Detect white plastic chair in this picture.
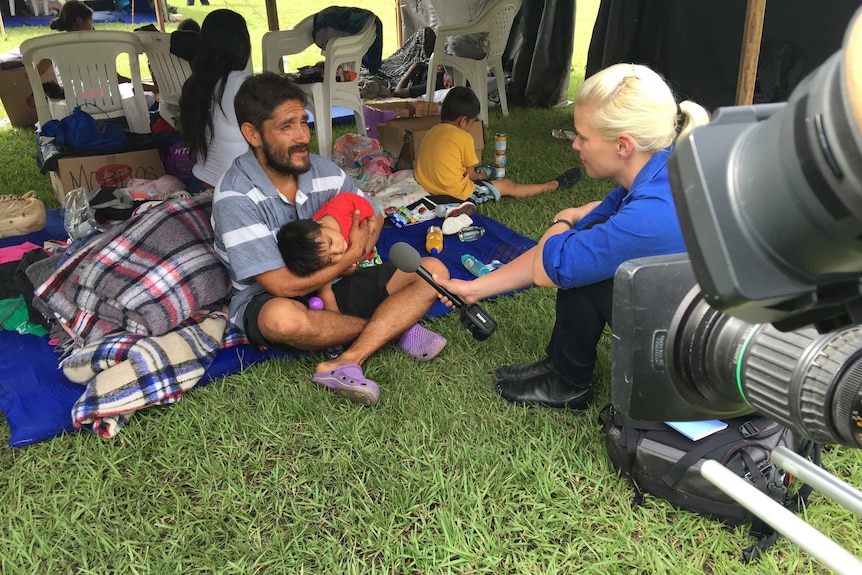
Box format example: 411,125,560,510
425,0,522,123
262,14,377,159
8,0,47,17
20,30,151,134
135,31,193,128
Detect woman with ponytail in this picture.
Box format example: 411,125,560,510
180,9,251,191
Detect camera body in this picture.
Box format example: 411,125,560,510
612,253,862,446
611,254,710,421
668,49,862,334
611,12,862,448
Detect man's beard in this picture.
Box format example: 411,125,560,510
261,138,311,176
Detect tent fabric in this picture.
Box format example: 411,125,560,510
586,0,859,111
508,0,575,108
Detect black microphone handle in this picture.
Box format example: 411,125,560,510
415,265,467,309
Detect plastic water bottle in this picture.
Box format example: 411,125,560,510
425,225,443,255
481,259,503,275
457,226,484,242
461,254,502,277
461,254,484,277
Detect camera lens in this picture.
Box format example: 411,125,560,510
668,288,862,447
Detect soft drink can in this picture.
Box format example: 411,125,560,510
494,133,507,153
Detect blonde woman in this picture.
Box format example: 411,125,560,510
435,63,710,411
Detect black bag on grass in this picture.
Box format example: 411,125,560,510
601,404,821,562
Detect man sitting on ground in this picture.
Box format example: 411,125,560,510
212,72,448,406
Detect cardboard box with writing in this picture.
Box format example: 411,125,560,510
0,67,39,129
49,149,164,203
378,115,484,170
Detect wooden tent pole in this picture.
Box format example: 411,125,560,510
395,0,403,46
153,0,166,31
735,0,767,105
265,0,279,31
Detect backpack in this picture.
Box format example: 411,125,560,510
601,404,821,562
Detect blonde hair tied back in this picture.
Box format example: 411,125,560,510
576,63,710,152
678,99,711,141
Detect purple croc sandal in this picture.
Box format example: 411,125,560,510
312,364,380,405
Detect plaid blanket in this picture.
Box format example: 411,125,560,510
34,192,230,346
62,312,231,438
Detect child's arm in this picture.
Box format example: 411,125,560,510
317,282,339,313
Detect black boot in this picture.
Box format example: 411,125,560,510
493,357,553,383
495,370,593,411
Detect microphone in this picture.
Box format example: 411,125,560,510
389,242,497,340
389,242,466,307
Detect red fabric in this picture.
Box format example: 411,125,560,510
312,194,376,259
151,118,177,134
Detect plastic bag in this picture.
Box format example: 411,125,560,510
63,187,105,241
40,107,127,153
333,134,383,165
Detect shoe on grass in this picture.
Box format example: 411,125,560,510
555,167,583,189
398,324,446,361
312,364,379,405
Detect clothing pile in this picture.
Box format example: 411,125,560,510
16,191,238,437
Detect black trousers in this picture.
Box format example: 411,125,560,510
546,278,614,388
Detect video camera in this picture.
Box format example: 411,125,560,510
611,8,862,449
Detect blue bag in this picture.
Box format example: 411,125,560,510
40,107,128,153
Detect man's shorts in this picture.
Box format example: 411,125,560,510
243,262,397,351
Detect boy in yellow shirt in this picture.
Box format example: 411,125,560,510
415,86,582,202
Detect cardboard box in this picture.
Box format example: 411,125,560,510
0,67,39,129
364,99,441,140
365,98,440,119
49,149,165,203
377,115,485,169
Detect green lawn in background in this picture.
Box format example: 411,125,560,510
1,2,861,574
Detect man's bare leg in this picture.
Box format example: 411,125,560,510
257,298,369,349
316,258,448,372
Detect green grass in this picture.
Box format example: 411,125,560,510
2,1,862,573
